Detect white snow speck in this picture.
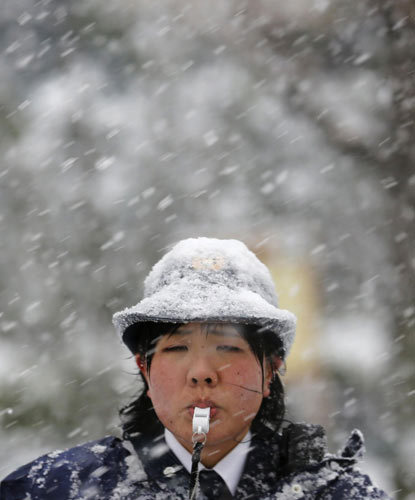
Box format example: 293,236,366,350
220,165,239,176
203,130,218,146
311,244,326,255
18,12,32,25
91,444,107,454
157,195,173,211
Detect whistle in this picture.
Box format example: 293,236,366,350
192,407,211,435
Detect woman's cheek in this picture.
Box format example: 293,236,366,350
148,381,175,425
234,364,262,390
226,367,263,405
148,374,175,411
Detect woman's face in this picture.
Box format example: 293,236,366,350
137,323,273,463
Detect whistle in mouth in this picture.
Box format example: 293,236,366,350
192,407,211,435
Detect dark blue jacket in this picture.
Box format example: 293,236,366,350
1,424,391,499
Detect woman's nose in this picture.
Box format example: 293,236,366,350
186,356,218,387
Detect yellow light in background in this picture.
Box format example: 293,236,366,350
266,256,321,380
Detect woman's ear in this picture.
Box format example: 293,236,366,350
273,356,284,373
263,356,284,398
135,354,148,380
135,354,152,398
263,360,273,398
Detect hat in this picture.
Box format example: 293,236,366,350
112,237,296,358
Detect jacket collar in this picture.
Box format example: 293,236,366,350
128,432,189,491
234,432,282,498
124,425,363,499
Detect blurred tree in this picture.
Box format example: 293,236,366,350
0,0,413,496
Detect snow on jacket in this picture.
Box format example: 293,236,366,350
0,423,391,500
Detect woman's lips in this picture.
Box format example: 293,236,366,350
188,406,218,418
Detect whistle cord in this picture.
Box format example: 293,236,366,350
189,440,204,500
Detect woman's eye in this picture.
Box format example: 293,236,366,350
163,345,188,352
217,345,242,353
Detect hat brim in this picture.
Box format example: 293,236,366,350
112,283,296,357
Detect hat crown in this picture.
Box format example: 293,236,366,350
144,237,278,307
113,236,296,358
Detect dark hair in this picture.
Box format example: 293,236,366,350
119,322,286,439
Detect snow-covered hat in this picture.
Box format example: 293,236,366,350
112,237,296,358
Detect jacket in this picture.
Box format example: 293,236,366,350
0,424,391,499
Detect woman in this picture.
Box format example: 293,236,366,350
1,237,390,499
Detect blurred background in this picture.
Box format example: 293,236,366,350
0,1,414,498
